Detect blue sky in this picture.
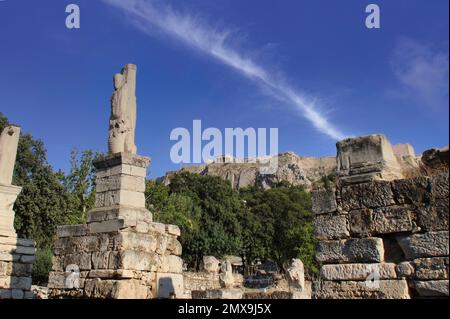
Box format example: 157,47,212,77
0,0,448,178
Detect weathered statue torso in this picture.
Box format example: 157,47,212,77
0,125,20,185
108,64,137,154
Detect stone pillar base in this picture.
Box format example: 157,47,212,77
0,236,36,299
48,153,185,299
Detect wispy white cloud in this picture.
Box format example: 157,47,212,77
390,37,449,111
102,0,347,140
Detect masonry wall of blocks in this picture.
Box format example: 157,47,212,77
312,172,449,298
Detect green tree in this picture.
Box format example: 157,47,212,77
147,173,244,268
240,184,318,277
62,149,98,223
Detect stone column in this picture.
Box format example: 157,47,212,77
48,65,184,299
0,126,36,299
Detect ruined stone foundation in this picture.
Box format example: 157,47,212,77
0,184,36,299
48,153,184,298
313,135,449,299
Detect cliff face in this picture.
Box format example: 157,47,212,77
162,152,337,190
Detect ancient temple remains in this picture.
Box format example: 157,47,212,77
0,125,36,299
313,134,449,298
48,64,184,298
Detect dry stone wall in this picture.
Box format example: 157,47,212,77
313,135,449,299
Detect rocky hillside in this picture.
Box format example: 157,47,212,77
162,152,337,190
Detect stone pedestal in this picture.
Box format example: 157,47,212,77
48,153,185,299
337,134,403,185
0,184,36,299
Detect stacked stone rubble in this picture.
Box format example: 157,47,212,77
48,153,184,299
0,126,36,299
313,134,449,299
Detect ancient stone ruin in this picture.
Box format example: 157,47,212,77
313,134,449,298
47,64,184,299
0,125,36,299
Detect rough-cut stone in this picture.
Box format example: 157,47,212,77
311,188,337,214
286,259,305,290
315,279,410,299
416,199,449,232
166,224,181,237
429,173,449,200
114,279,151,299
414,280,449,297
413,257,449,280
372,206,413,234
159,255,183,273
316,238,384,264
421,148,449,173
320,263,397,281
336,134,403,184
340,181,394,211
314,213,349,240
397,231,449,259
396,262,415,278
202,256,220,273
391,177,430,205
57,225,88,238
348,209,374,237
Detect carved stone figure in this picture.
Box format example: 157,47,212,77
108,64,137,154
0,125,20,185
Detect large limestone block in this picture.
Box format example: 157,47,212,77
397,231,449,259
413,257,449,280
429,173,449,200
87,206,152,227
315,279,410,299
116,250,161,272
340,181,394,210
314,213,349,240
113,279,152,299
115,231,157,253
0,237,35,247
316,238,384,264
0,276,32,290
416,199,449,232
56,225,88,238
96,174,145,193
320,263,397,281
336,134,403,184
349,205,413,237
0,244,36,255
202,256,220,273
88,219,125,234
414,280,449,297
0,262,32,277
94,189,146,209
155,273,184,298
0,126,20,185
94,153,150,177
159,255,183,273
311,188,337,214
391,177,430,205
